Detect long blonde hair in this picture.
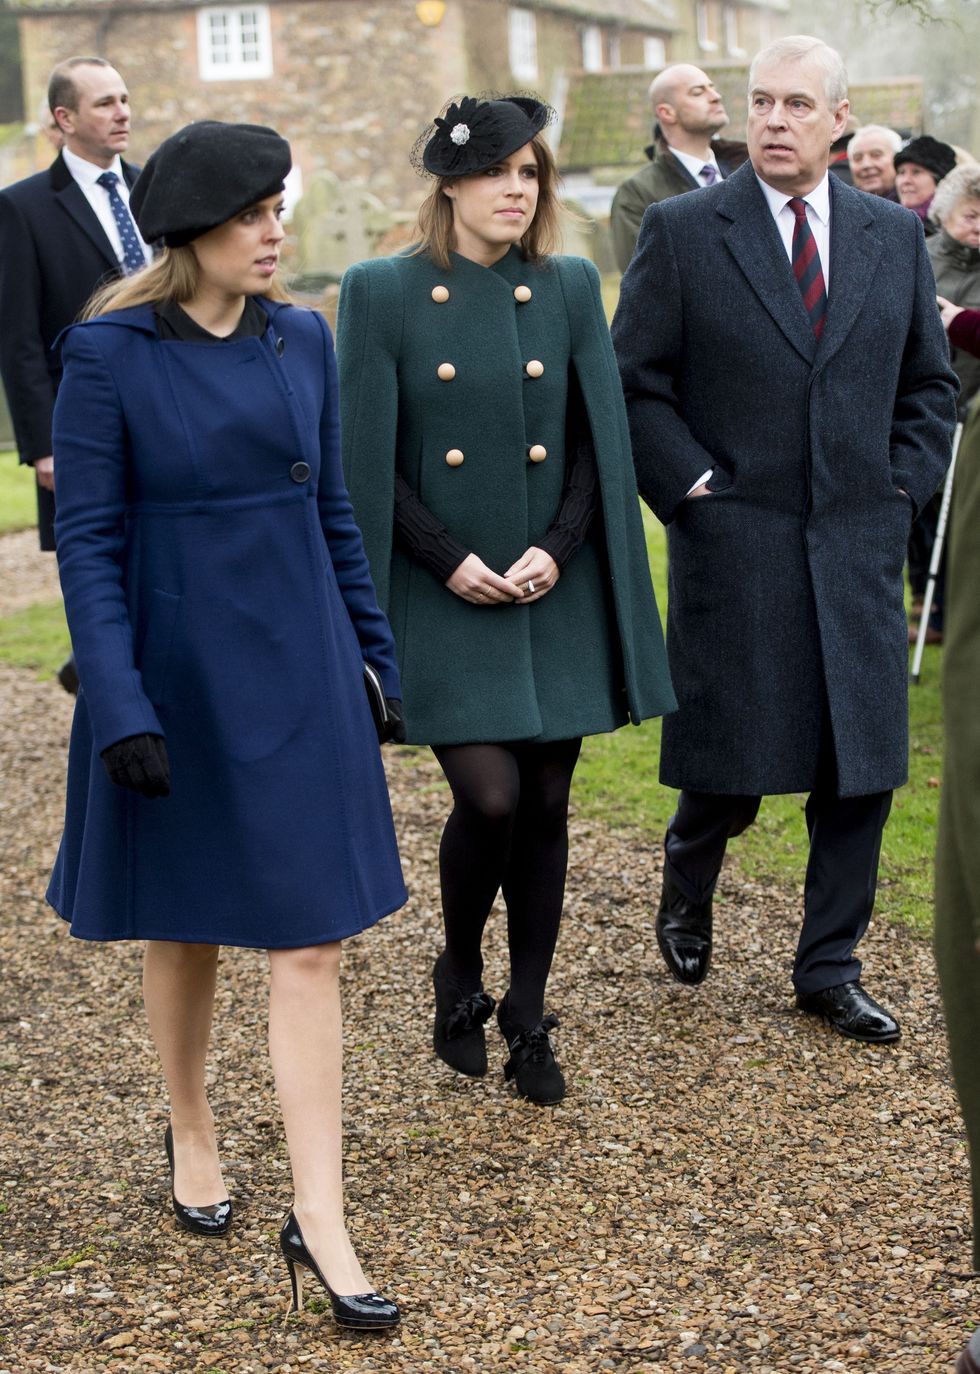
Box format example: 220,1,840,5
82,245,291,319
411,133,565,270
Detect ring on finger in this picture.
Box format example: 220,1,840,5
526,580,536,595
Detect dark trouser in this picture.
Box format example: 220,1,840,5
664,785,893,996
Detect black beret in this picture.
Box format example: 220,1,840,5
894,135,957,184
413,95,553,178
131,121,291,247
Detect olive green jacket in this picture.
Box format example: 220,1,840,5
337,246,675,745
610,139,748,272
935,405,980,1268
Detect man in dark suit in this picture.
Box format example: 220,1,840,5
0,56,149,687
612,35,957,1042
610,64,748,272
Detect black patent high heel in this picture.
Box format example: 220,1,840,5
279,1209,400,1329
163,1125,232,1237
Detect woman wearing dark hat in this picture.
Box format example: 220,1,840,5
48,121,403,1328
337,96,674,1106
894,134,957,234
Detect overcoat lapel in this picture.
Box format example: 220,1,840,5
49,153,120,270
815,178,882,370
716,163,816,364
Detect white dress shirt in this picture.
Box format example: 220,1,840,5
62,146,152,268
671,146,721,186
755,171,832,291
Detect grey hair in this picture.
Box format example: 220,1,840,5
748,35,848,109
932,161,980,226
850,124,902,154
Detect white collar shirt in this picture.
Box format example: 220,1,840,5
755,171,832,291
62,146,152,268
671,145,722,187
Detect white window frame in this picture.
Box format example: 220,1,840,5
508,7,539,82
696,1,718,51
198,5,273,82
644,35,667,69
581,23,603,71
607,32,621,69
724,4,745,56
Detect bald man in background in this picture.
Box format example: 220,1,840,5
610,64,748,272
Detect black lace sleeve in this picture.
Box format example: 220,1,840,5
393,475,471,583
537,370,598,570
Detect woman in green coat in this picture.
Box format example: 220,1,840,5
338,95,674,1105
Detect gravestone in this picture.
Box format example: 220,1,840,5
288,170,412,291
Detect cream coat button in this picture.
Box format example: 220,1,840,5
446,449,465,466
432,285,450,302
525,359,544,378
528,444,547,463
514,285,532,303
437,362,456,381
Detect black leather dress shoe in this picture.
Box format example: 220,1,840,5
655,868,712,985
796,981,900,1044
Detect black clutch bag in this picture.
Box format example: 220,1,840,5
363,662,391,743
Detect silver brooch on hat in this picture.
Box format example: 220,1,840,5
450,123,471,146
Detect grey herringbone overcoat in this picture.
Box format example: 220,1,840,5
612,162,957,797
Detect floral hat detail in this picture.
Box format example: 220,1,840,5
412,94,554,178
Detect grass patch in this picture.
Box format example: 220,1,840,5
0,451,39,535
573,507,941,934
0,600,70,677
32,1243,96,1277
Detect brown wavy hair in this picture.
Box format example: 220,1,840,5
411,133,564,270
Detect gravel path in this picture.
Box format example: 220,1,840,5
0,630,975,1370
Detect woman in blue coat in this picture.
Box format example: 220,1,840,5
48,122,403,1329
338,97,674,1106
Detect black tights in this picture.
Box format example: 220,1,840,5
431,738,583,1028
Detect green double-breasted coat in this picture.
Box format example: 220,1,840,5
337,246,674,745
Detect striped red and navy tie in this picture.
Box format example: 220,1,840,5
788,196,827,339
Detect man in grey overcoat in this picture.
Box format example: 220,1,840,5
612,34,957,1042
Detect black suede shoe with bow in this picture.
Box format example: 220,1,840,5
432,953,496,1076
497,995,565,1105
656,866,713,985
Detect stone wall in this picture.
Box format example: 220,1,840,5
17,0,471,209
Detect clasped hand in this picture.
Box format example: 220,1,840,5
446,548,559,605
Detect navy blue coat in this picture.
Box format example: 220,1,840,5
46,299,407,948
613,164,958,797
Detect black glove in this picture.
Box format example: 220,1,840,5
101,733,171,798
384,698,407,745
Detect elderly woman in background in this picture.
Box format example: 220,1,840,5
897,135,961,640
894,134,957,234
930,164,980,415
906,160,980,644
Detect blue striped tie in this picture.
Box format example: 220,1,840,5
96,171,146,275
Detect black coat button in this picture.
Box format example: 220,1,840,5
290,462,311,483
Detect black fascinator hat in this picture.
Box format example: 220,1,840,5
412,94,555,178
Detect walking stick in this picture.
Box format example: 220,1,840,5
911,420,963,685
